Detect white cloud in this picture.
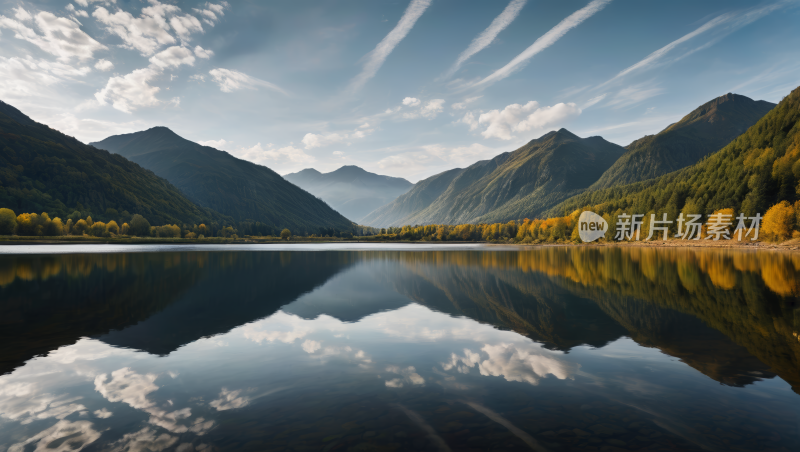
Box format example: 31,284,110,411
14,6,33,21
94,58,113,71
302,132,348,149
0,55,91,96
422,142,497,165
396,98,445,120
420,99,445,119
194,45,213,59
475,101,581,140
209,388,250,411
95,66,161,113
198,138,230,149
347,0,432,92
0,8,107,61
474,0,612,88
149,45,196,68
301,124,374,149
193,2,229,26
189,74,205,82
169,14,203,41
96,45,198,113
452,96,482,110
238,143,316,166
332,150,344,157
458,112,479,131
209,68,286,94
443,0,527,79
92,1,205,56
402,97,421,107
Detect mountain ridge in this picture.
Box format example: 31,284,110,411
92,128,354,233
0,100,226,226
590,93,775,190
361,128,627,227
284,165,413,222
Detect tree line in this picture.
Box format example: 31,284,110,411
357,199,800,244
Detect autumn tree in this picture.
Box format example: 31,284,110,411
762,201,795,242
73,219,89,235
120,223,130,235
91,221,107,237
0,208,16,235
106,221,120,235
281,229,291,240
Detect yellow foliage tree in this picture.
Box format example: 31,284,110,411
762,201,795,242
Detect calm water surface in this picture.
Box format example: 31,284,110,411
0,245,798,452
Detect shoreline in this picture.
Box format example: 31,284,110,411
1,236,798,252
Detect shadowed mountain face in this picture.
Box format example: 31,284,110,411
590,93,776,190
361,129,626,227
91,128,353,233
0,101,222,225
284,166,412,223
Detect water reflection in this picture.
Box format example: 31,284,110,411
0,246,798,451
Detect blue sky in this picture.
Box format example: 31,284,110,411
1,0,798,181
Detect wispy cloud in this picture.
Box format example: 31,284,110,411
472,0,612,89
441,0,527,80
209,68,287,95
605,82,663,109
597,14,730,89
347,0,432,92
598,1,789,89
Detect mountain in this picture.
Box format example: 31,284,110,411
361,129,626,227
361,168,465,227
0,100,223,225
590,93,776,190
283,165,412,222
91,127,353,234
548,85,800,220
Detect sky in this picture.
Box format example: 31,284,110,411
1,0,799,182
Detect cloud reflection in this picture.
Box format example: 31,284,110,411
8,420,101,452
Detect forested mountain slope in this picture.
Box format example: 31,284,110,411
362,129,626,227
92,127,353,233
590,93,775,190
548,85,800,219
284,165,412,222
0,100,224,226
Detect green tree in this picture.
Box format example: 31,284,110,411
0,208,16,235
130,214,151,237
280,228,291,240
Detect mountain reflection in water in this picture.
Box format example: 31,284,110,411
0,246,798,451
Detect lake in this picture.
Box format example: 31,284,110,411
0,244,798,451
